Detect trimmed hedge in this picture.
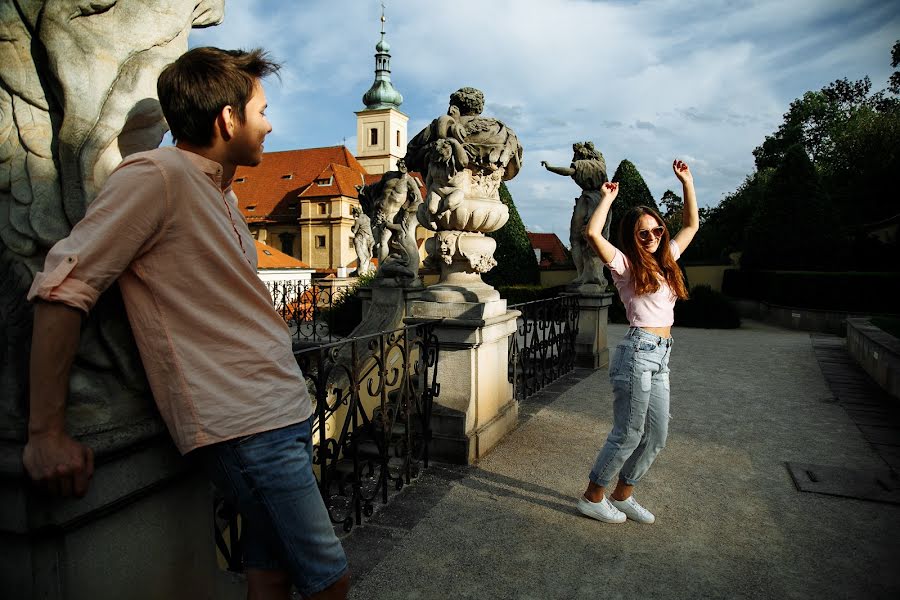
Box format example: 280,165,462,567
674,285,741,329
723,270,900,313
497,284,566,306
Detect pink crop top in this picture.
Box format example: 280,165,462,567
606,240,681,327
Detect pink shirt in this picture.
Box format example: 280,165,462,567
606,240,682,327
28,147,312,454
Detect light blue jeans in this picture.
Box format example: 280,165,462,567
589,327,673,487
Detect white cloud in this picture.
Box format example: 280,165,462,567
188,0,899,242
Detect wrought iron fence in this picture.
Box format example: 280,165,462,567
214,320,440,572
264,279,359,344
508,295,579,402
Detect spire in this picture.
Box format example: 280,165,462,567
362,4,403,110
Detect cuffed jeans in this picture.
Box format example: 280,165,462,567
589,327,673,487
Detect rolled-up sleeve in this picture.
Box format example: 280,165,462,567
27,156,168,313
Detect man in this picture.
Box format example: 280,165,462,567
23,47,349,600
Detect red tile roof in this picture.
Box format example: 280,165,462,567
527,232,571,268
254,240,311,269
233,146,367,220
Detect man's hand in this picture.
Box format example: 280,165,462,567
23,430,94,497
540,160,548,167
673,159,693,185
600,181,619,201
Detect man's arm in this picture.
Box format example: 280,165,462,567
23,302,94,497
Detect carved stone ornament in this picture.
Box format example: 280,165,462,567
0,0,225,442
405,87,522,303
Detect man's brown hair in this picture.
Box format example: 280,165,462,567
157,47,281,146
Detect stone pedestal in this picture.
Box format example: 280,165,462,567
408,299,519,464
565,287,614,369
0,426,218,600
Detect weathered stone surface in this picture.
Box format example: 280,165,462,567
541,141,610,290
406,87,522,301
0,0,224,447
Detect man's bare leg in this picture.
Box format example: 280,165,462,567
583,480,606,503
246,569,290,600
610,481,634,501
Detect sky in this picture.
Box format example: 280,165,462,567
189,0,900,244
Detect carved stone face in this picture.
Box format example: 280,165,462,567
397,158,408,173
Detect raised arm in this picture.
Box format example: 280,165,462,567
671,159,699,252
23,302,94,497
540,160,575,177
584,181,620,264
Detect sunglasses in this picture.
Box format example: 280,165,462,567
637,226,665,241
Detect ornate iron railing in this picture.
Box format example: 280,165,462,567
263,279,358,344
213,321,440,572
508,295,579,402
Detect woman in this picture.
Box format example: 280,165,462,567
577,159,699,524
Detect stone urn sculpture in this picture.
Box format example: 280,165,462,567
405,87,522,304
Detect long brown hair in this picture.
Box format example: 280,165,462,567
618,206,688,299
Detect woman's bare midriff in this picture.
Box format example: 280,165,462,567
638,326,671,338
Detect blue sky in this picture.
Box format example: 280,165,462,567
189,0,899,243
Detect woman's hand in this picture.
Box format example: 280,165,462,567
600,181,619,201
673,159,693,185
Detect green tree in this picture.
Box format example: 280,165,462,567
659,189,683,236
484,182,540,287
742,145,837,270
610,159,659,245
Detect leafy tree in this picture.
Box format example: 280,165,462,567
484,182,540,287
659,189,683,236
610,159,659,245
742,145,838,270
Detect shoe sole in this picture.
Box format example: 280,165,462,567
576,501,626,524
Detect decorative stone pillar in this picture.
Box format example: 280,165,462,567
0,428,218,600
404,87,523,464
565,287,614,369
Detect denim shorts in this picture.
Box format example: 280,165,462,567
194,418,348,596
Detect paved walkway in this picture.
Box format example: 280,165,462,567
343,321,900,599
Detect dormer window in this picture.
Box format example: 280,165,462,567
281,173,293,180
262,249,272,256
246,205,256,211
315,176,333,186
235,177,246,183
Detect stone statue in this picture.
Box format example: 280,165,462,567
356,157,423,285
350,206,375,276
405,87,523,303
541,141,609,289
0,0,224,444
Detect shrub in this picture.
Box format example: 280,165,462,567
484,182,541,287
497,284,564,306
723,269,900,312
675,285,741,328
323,273,375,336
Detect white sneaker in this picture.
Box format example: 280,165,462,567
577,496,626,523
609,496,656,524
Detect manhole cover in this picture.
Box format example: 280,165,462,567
786,462,900,505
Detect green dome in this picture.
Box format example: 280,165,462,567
376,36,390,53
363,80,403,109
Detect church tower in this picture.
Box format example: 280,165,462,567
355,8,408,175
